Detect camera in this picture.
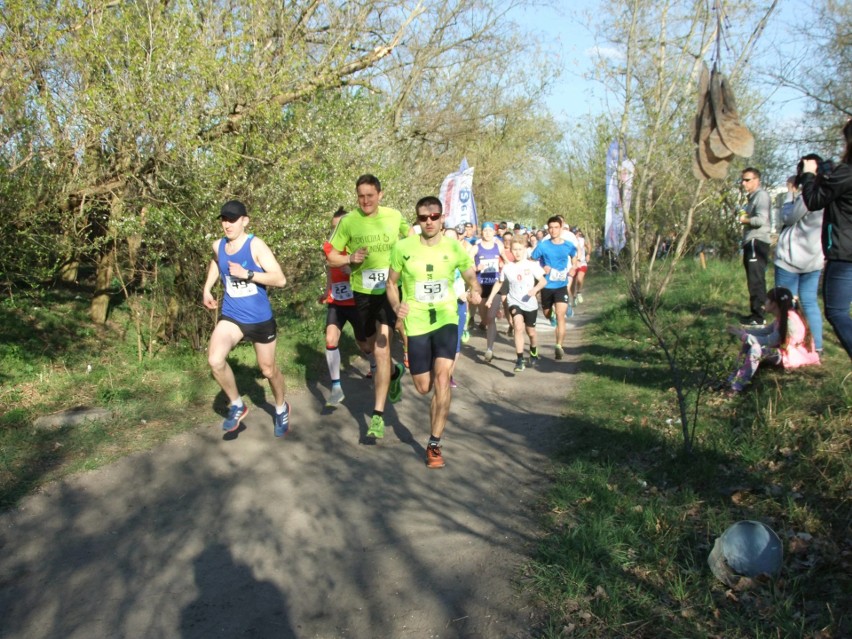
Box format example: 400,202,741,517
796,153,836,186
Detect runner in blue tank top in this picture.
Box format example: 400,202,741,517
202,200,292,437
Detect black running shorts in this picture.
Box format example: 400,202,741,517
354,291,398,339
509,305,538,328
407,323,458,375
220,316,278,344
326,304,367,342
540,287,569,311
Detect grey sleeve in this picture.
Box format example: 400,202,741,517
780,196,809,227
750,191,771,229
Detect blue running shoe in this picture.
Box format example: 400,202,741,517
222,403,248,432
549,315,557,327
566,305,574,318
274,402,290,438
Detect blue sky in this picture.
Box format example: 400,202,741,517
509,1,808,124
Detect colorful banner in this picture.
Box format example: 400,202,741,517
604,140,632,253
439,158,478,229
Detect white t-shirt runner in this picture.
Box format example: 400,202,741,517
499,259,545,312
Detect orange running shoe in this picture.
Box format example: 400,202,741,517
426,445,445,469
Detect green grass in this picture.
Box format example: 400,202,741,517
526,259,851,638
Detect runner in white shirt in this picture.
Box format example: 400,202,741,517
485,238,548,372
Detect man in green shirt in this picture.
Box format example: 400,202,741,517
387,196,482,469
327,175,411,440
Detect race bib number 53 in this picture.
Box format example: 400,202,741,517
414,279,448,303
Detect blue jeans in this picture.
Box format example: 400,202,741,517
774,265,824,350
822,260,852,361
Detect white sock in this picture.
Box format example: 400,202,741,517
326,346,341,381
276,402,288,414
231,397,244,408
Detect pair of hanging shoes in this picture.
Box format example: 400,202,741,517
692,61,755,181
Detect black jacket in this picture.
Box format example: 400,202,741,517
801,162,852,262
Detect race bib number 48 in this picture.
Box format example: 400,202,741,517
414,279,448,303
361,268,389,291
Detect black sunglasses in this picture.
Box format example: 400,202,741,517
416,213,442,222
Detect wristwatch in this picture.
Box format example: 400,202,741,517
246,270,255,282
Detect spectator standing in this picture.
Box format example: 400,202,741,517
738,167,772,325
800,119,852,361
774,171,824,353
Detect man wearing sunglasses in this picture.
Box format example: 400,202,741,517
327,175,411,441
387,197,482,469
738,167,772,326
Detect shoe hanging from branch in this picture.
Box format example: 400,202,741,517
692,0,755,181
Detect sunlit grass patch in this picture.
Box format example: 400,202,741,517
527,261,851,638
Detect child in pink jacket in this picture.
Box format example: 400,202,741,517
727,287,820,392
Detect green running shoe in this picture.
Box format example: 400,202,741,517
366,414,385,438
388,362,405,403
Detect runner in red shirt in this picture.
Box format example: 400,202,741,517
320,208,374,406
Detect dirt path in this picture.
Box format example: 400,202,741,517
0,310,591,639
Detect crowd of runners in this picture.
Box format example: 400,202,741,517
202,174,590,469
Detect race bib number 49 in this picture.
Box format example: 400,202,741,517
414,279,448,303
361,268,388,291
225,276,258,298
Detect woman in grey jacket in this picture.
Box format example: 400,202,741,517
774,175,824,351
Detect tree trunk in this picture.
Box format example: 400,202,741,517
90,249,113,324
58,260,79,283
127,234,143,285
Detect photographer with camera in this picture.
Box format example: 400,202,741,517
800,119,852,362
774,166,824,353
738,167,772,326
